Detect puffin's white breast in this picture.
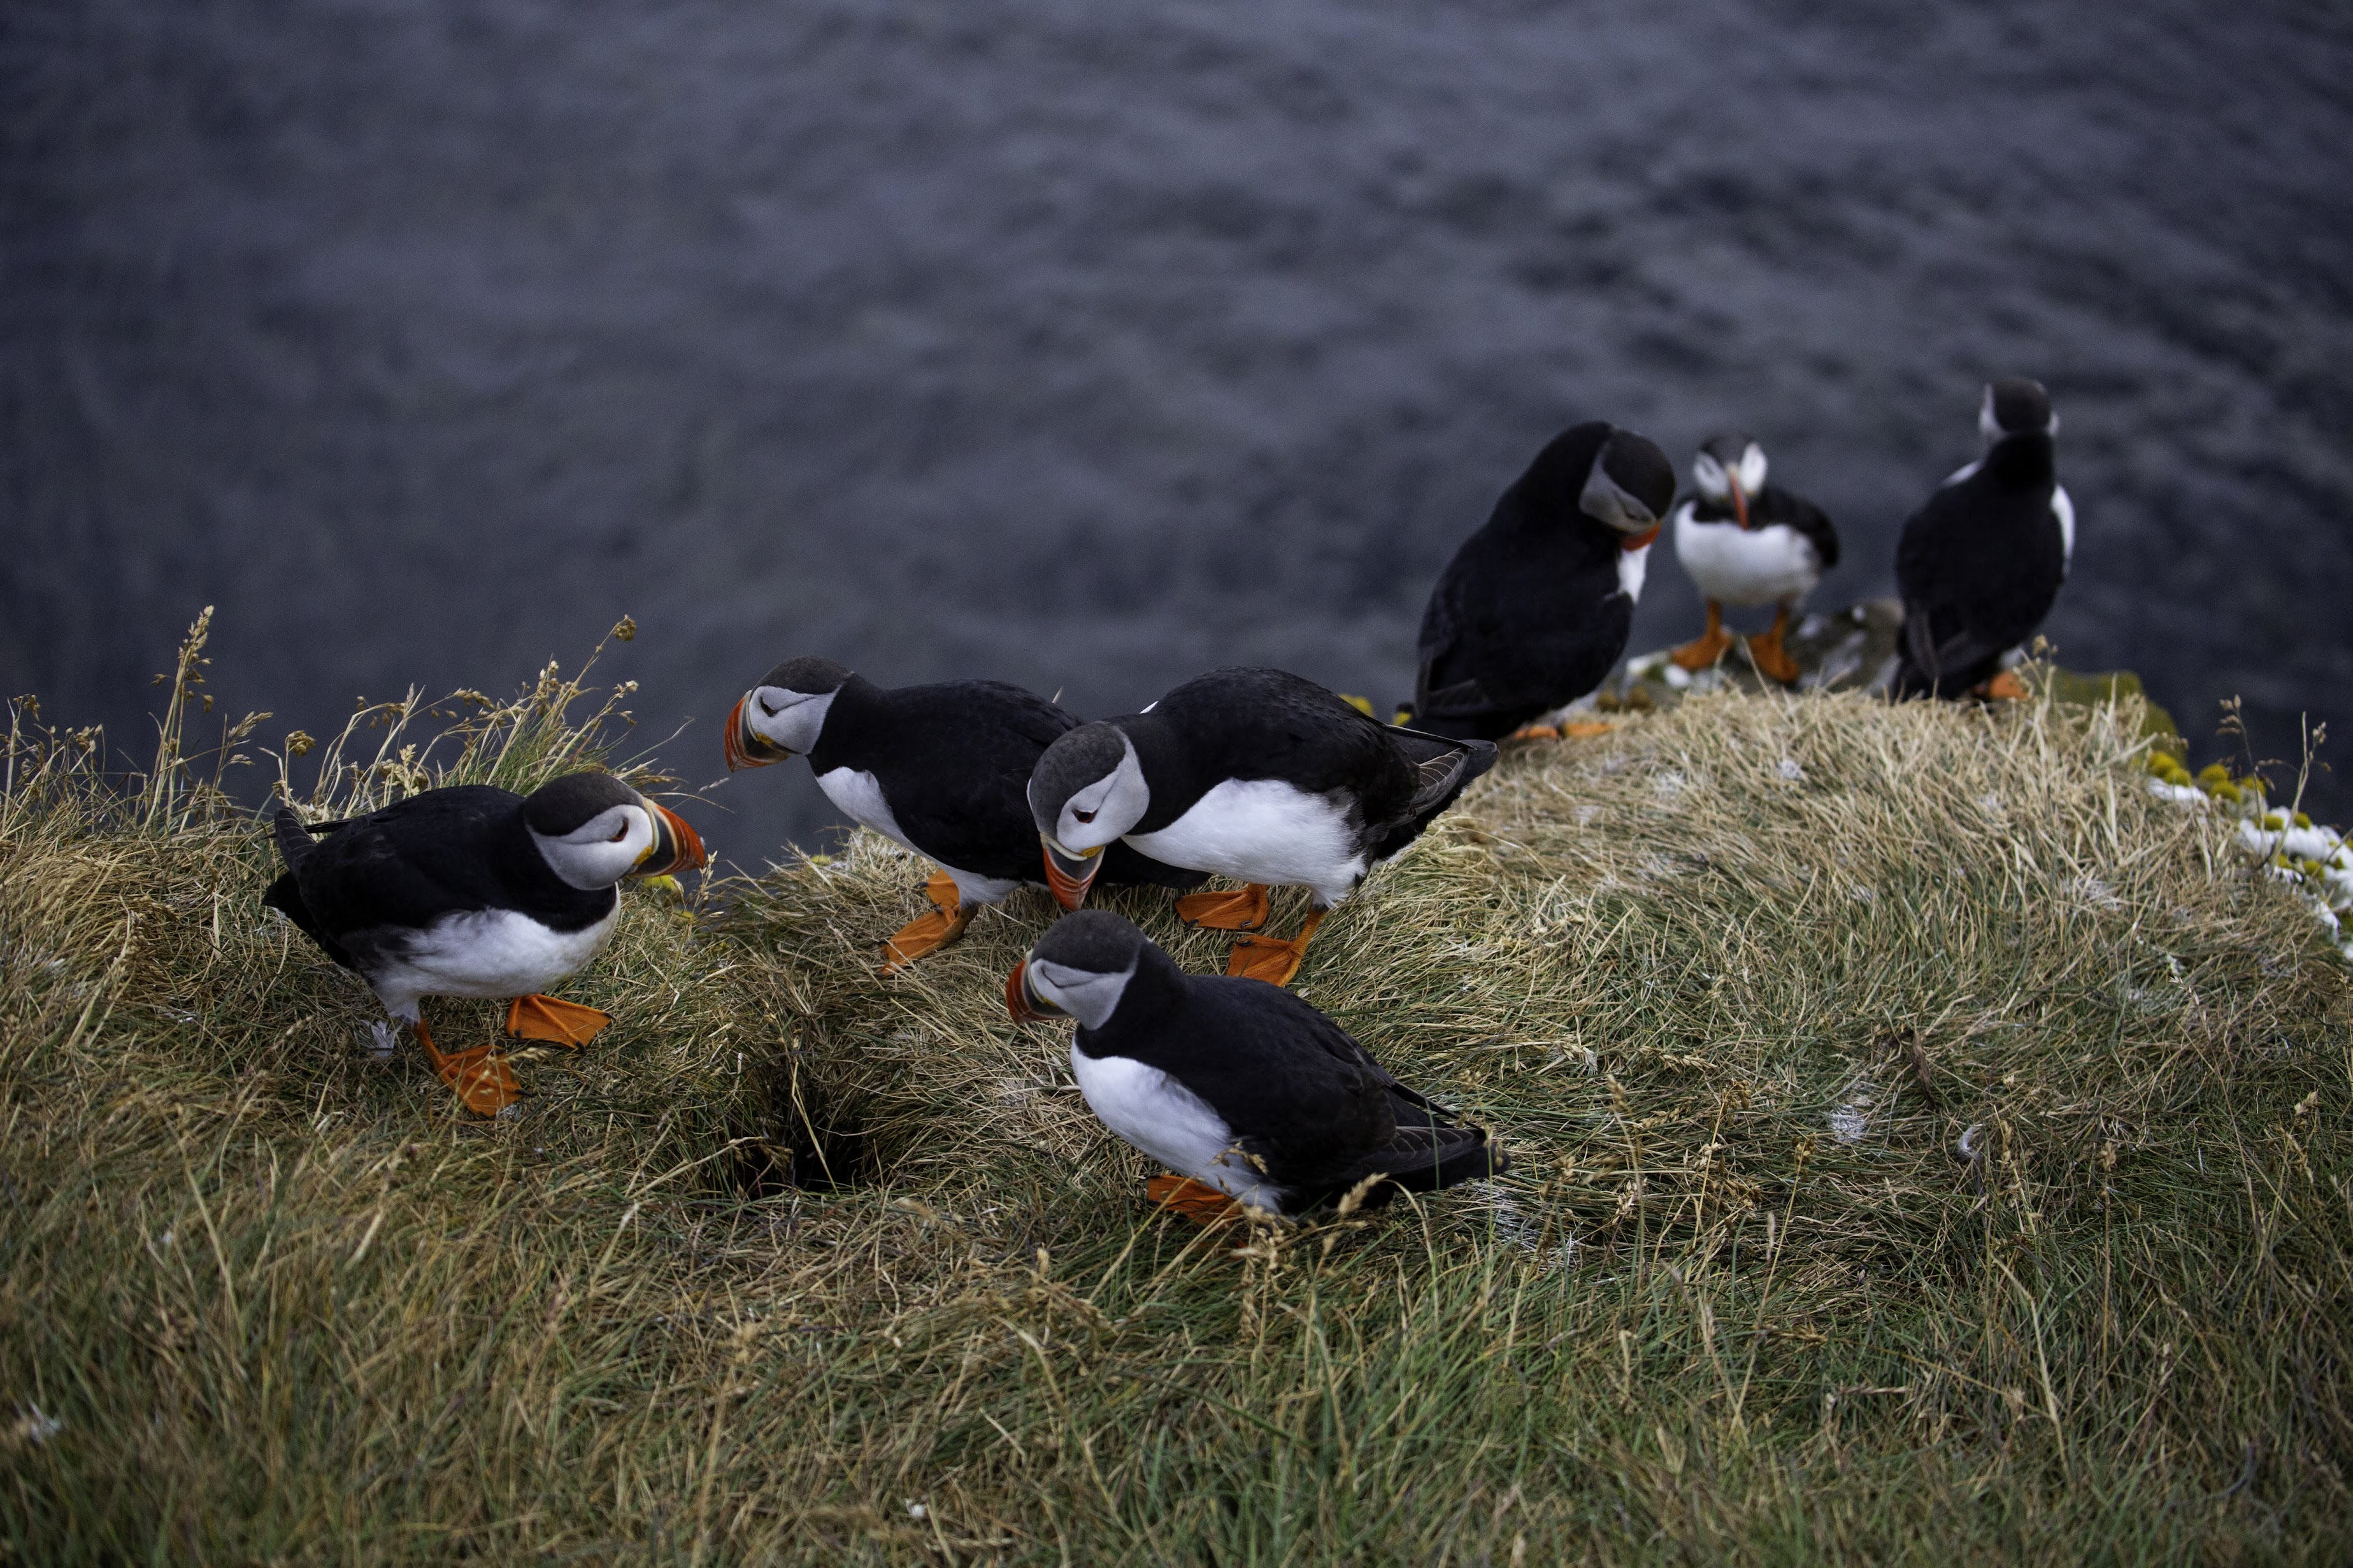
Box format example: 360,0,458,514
1615,540,1650,602
1126,778,1366,904
1673,504,1822,606
1070,1046,1284,1213
366,906,619,1019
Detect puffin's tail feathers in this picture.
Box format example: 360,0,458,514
1345,1117,1510,1206
1392,730,1499,816
268,804,316,872
261,804,358,969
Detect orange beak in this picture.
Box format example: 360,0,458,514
723,693,789,773
1041,834,1103,911
1005,960,1064,1025
636,802,708,877
1730,479,1750,531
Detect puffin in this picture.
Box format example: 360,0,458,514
1668,433,1840,683
1005,910,1508,1221
1410,421,1678,740
1892,378,2074,700
724,657,1206,971
262,772,706,1115
1026,666,1494,985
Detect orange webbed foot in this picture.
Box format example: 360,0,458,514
1176,883,1271,932
1507,722,1563,741
1146,1174,1241,1225
1976,669,2031,701
881,871,975,974
1745,630,1801,685
504,994,613,1048
417,1018,523,1117
1226,936,1309,987
1224,908,1326,988
1671,629,1735,671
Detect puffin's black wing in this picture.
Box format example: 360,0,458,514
1758,486,1838,569
1892,450,2064,697
1174,977,1505,1205
1413,525,1634,738
838,680,1076,884
283,785,610,949
1412,424,1631,739
1260,995,1508,1203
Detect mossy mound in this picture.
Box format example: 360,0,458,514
4,629,2348,1564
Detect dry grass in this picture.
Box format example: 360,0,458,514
3,625,2348,1564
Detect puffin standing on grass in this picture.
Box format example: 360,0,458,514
262,773,706,1116
724,657,1206,971
1668,434,1840,683
1027,666,1494,986
1410,422,1678,740
1006,911,1508,1222
1892,378,2074,700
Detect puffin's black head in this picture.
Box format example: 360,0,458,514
1578,427,1677,540
1005,909,1154,1029
725,655,854,771
521,772,707,890
1692,432,1768,527
1979,378,2056,443
1027,723,1147,909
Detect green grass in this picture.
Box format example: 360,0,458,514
3,622,2347,1563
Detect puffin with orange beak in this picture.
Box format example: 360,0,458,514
261,772,706,1116
1027,667,1493,987
1005,910,1508,1222
724,657,1205,973
1668,433,1840,683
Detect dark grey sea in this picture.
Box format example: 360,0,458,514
6,0,2349,858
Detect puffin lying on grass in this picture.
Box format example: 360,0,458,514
1006,911,1508,1222
1027,666,1494,985
724,657,1205,973
1410,422,1677,740
262,773,706,1116
1893,378,2073,700
1668,433,1839,684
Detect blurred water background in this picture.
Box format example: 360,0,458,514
6,0,2349,862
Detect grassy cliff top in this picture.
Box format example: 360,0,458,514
3,632,2348,1564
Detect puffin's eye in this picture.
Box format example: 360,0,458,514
610,822,630,843
1073,808,1097,825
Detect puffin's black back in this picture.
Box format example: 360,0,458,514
1080,942,1507,1209
1893,433,2064,697
264,785,618,971
1413,423,1636,739
1117,667,1460,843
808,675,1205,889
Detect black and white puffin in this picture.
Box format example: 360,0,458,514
1026,666,1494,986
1892,378,2075,700
1005,910,1508,1221
262,773,706,1115
1410,421,1678,740
724,657,1206,971
1668,433,1840,683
